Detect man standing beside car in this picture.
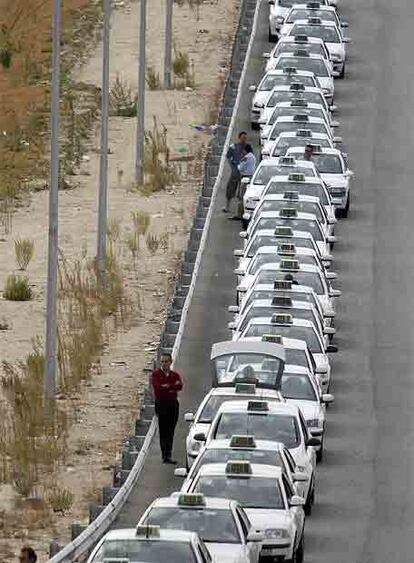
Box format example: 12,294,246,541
223,131,248,215
151,353,183,464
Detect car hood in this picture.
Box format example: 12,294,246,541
321,173,348,188
245,508,293,530
253,91,271,109
270,5,290,18
287,399,321,421
244,184,265,201
317,76,334,92
207,543,246,563
188,422,210,441
326,42,345,59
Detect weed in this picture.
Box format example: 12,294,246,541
146,66,162,90
107,218,121,243
14,238,34,270
3,275,33,301
0,317,9,330
109,75,138,117
47,487,74,513
146,233,160,255
126,232,139,269
172,46,195,89
132,210,151,237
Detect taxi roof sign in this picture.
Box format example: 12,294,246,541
288,173,305,182
225,460,252,475
275,226,293,237
280,207,298,218
271,313,293,324
291,99,308,107
296,129,312,137
235,382,257,394
274,279,292,290
272,295,293,307
178,493,206,507
280,259,300,270
279,156,296,166
308,16,322,24
307,1,321,7
230,435,256,448
283,190,300,200
278,243,296,255
283,66,297,74
293,49,310,57
294,34,309,43
247,400,269,412
290,83,305,91
293,114,309,122
309,143,322,152
136,525,161,538
262,334,283,344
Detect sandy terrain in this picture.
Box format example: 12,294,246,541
0,0,239,560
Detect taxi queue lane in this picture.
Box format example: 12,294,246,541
95,0,414,560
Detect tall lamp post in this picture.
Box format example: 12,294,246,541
44,0,62,403
135,0,147,184
164,0,173,89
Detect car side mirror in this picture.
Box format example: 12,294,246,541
193,432,206,442
262,52,271,59
292,471,308,482
240,231,248,239
247,530,265,542
326,271,337,280
233,249,243,257
321,393,334,404
331,70,341,78
331,120,340,127
341,20,349,28
327,235,337,244
329,104,337,112
326,344,338,353
346,169,354,178
228,321,237,330
184,412,194,422
323,326,336,336
333,136,343,144
329,288,341,298
174,467,188,478
249,84,257,92
228,305,240,313
307,436,321,447
289,495,305,507
343,37,352,43
315,365,328,375
234,268,244,276
241,177,251,185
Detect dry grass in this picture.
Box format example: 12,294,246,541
3,274,33,301
146,66,162,90
172,46,195,89
47,486,74,513
109,74,138,117
14,238,34,270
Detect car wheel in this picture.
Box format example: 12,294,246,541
343,194,350,218
251,121,260,130
241,218,249,230
339,64,345,79
316,440,324,463
268,28,277,42
295,535,304,563
304,479,315,515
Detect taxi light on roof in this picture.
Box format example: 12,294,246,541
226,460,252,475
178,493,206,507
262,333,283,344
288,173,305,182
309,143,322,153
136,525,161,538
293,49,310,57
291,99,308,107
306,1,321,8
274,279,292,290
294,34,309,43
296,129,312,137
272,295,293,307
283,66,297,74
247,400,269,412
283,190,300,200
278,243,296,256
308,16,322,24
230,435,256,448
275,226,293,237
280,207,298,218
290,83,305,91
271,313,293,324
279,156,296,166
280,258,300,271
235,382,256,394
293,114,309,122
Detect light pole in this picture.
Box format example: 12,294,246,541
164,0,173,89
44,0,62,402
97,0,111,281
135,0,147,184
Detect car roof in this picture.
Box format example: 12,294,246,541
257,194,323,204
272,101,328,110
277,35,325,45
209,386,281,398
265,174,325,185
269,85,323,94
291,18,340,29
205,438,286,452
275,132,331,140
242,335,308,351
102,529,197,542
263,68,315,76
248,228,316,241
216,399,299,415
250,245,318,255
289,3,336,12
287,146,343,156
272,115,326,123
149,495,235,510
251,209,320,221
243,298,315,310
274,52,327,61
195,463,284,479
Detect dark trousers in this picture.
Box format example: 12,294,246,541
155,399,179,459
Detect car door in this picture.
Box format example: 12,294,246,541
282,474,305,545
236,506,261,563
194,536,213,563
298,410,317,468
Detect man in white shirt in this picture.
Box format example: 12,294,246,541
234,144,257,221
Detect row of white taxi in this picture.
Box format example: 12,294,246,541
86,0,351,562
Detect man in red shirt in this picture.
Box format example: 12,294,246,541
151,352,183,464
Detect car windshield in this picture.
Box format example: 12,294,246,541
253,165,294,185
270,121,329,139
274,57,329,77
244,325,322,353
255,200,325,224
312,154,343,173
194,476,285,509
279,0,296,6
247,235,314,257
268,107,326,125
254,269,325,295
193,448,283,475
91,539,196,563
264,73,317,87
214,412,300,448
281,373,317,400
249,253,317,275
267,90,326,108
284,347,309,368
214,352,284,388
290,24,341,44
143,507,240,544
264,181,330,205
271,136,331,156
275,43,325,58
251,217,324,242
286,9,336,24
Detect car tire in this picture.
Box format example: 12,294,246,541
268,28,277,42
241,218,249,230
304,479,315,515
295,535,304,563
251,121,260,130
316,440,324,463
339,64,345,79
343,194,350,217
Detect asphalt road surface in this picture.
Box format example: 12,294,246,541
116,0,414,561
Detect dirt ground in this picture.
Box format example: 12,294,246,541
0,0,239,560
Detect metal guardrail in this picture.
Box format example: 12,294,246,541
48,0,261,559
